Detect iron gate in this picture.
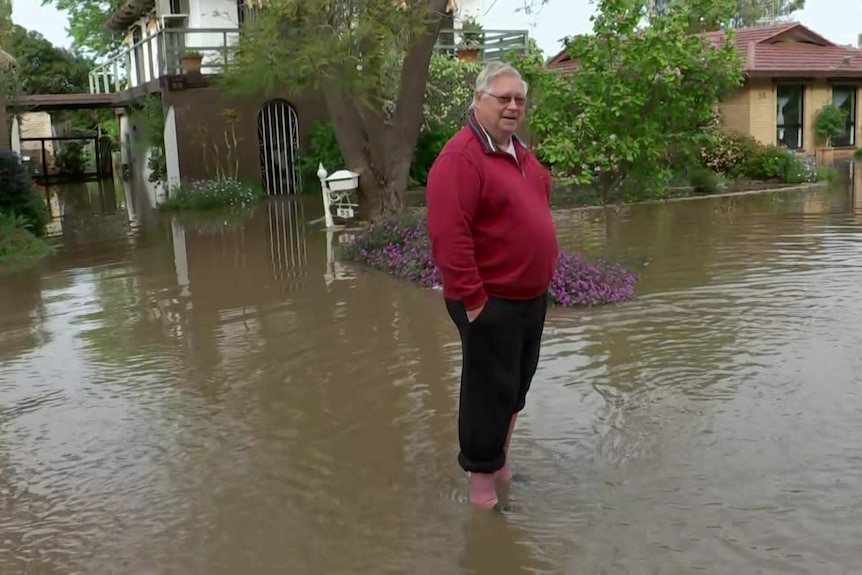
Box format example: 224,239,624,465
257,99,301,195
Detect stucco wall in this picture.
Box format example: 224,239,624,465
160,85,328,190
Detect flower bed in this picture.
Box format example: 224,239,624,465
160,178,265,211
340,215,638,306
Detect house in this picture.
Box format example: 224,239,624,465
545,22,862,157
88,0,528,207
705,22,862,156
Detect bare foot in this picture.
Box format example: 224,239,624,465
468,472,498,508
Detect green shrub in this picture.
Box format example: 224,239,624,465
813,104,846,146
0,212,53,267
160,178,265,211
817,166,838,182
0,150,50,237
700,130,760,177
687,165,722,194
854,148,862,160
296,119,460,190
297,121,343,189
410,122,458,186
744,144,788,180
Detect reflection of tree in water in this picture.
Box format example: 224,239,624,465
0,267,50,363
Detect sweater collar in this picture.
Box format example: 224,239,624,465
467,112,527,154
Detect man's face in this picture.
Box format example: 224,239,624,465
473,73,526,138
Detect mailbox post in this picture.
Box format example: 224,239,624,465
317,163,359,230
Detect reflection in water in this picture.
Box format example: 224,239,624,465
267,199,307,281
2,180,862,573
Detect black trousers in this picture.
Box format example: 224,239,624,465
446,293,548,474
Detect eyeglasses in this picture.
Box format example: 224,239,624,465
482,91,526,107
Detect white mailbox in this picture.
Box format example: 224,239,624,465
318,164,360,229
325,169,359,193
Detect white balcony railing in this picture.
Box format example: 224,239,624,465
89,26,530,95
89,27,240,94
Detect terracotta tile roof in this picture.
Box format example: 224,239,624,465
547,22,862,78
706,22,862,77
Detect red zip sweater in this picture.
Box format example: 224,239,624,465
426,115,559,310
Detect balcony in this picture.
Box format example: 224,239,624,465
435,29,530,61
89,27,239,94
88,26,530,95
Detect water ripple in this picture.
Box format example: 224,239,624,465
2,190,862,573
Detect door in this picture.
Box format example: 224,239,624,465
258,99,301,195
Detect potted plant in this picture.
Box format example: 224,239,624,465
456,17,482,61
813,104,846,165
180,50,204,74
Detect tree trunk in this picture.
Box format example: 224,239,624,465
319,0,450,222
0,91,9,151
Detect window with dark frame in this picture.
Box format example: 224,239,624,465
832,85,856,147
776,84,804,150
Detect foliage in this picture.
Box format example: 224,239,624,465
549,252,639,306
54,141,90,177
687,165,723,194
298,121,343,187
855,148,862,160
424,52,480,131
0,150,49,236
40,0,124,58
647,0,804,28
341,214,638,306
817,166,837,183
226,0,547,220
813,104,846,147
159,178,265,211
128,94,166,186
516,0,744,202
700,130,819,184
699,130,760,176
224,0,450,219
300,54,480,189
7,26,91,93
410,121,456,185
6,24,115,138
341,212,442,287
0,212,53,267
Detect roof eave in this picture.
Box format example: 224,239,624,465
746,69,862,79
104,0,156,32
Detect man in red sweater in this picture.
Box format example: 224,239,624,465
426,61,559,508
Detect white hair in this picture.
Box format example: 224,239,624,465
469,62,528,110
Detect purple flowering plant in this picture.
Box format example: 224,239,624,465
341,214,638,307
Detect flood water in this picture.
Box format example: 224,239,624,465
2,171,862,574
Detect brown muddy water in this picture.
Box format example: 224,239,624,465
2,171,862,574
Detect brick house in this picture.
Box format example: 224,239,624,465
546,22,862,157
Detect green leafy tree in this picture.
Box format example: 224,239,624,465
227,0,456,220
648,0,804,28
227,0,543,220
520,0,743,201
7,26,91,94
40,0,123,57
0,0,15,149
7,25,114,135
